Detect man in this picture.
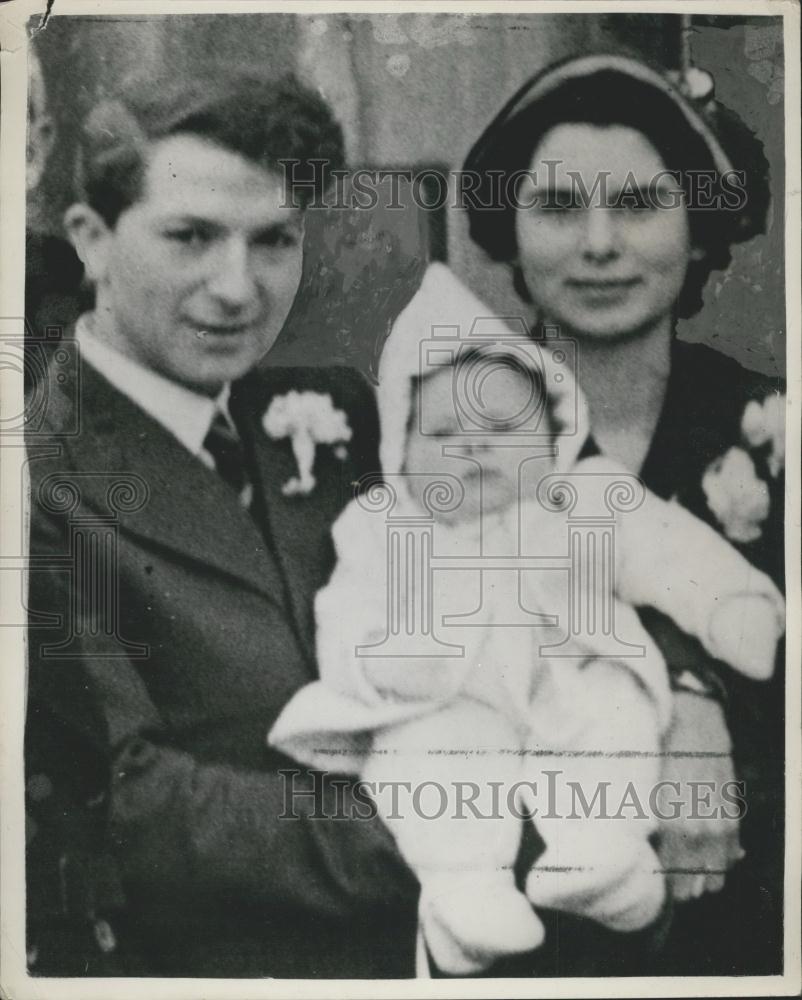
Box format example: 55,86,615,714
25,73,418,978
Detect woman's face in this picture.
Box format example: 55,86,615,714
515,123,694,340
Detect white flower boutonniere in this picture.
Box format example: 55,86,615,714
263,391,352,496
702,446,770,544
701,392,784,543
741,392,785,477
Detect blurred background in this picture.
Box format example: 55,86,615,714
27,12,786,378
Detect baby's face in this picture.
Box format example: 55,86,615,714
404,364,550,523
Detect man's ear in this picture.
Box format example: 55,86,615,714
63,204,113,284
690,245,706,263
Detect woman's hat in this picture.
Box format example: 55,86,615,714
465,53,737,181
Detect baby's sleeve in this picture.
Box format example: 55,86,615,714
314,500,394,703
316,500,470,707
614,489,784,681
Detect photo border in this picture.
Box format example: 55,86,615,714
1,2,799,997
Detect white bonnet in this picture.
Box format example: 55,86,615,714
376,262,590,478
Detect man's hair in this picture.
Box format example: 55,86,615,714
74,72,345,226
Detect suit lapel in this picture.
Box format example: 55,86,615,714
49,358,359,667
52,359,288,606
248,427,342,668
238,372,353,668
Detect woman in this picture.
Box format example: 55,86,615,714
460,54,785,976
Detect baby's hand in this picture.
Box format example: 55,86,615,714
361,657,467,704
708,594,783,681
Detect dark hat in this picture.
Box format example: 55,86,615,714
465,53,736,179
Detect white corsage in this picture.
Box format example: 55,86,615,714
263,391,352,496
702,446,770,544
741,392,785,477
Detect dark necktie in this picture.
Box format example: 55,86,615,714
203,409,248,498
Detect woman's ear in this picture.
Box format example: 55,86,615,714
689,244,707,263
63,204,113,284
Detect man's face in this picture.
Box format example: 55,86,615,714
90,133,304,393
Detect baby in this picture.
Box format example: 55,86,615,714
270,266,784,974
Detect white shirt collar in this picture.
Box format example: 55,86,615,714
75,313,230,459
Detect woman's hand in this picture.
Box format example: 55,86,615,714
656,692,744,901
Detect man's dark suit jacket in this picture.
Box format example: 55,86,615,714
25,348,418,978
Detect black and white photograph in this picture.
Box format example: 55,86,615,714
0,2,799,996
